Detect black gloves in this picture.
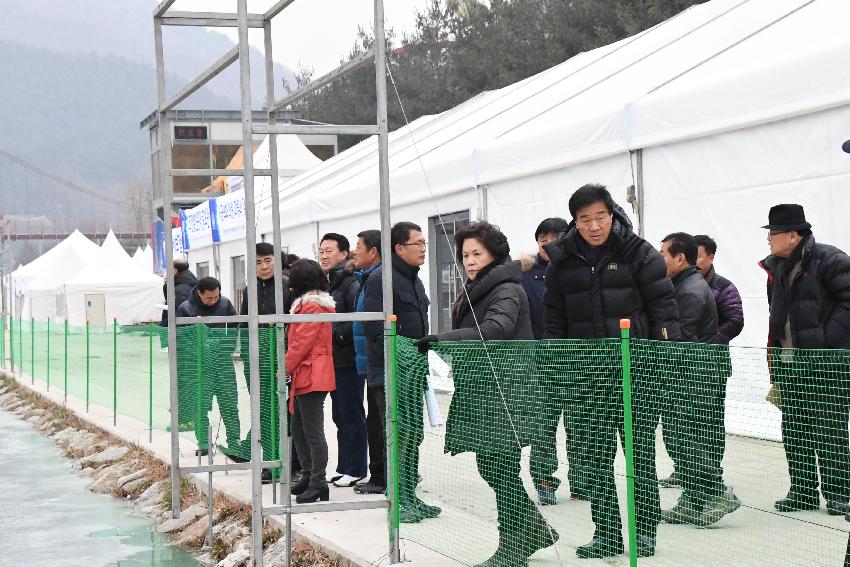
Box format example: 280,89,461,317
416,335,438,355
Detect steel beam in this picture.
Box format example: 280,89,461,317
264,0,297,20
171,168,273,177
162,47,239,112
181,460,281,474
153,0,177,17
253,124,379,136
154,15,182,521
374,0,399,562
161,12,265,28
264,500,389,516
175,313,384,326
270,49,375,112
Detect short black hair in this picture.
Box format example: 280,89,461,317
357,229,382,254
568,184,615,219
391,221,422,249
534,217,569,239
174,259,189,272
197,276,221,293
285,253,299,268
454,221,510,264
288,258,329,298
693,235,717,256
662,232,698,266
256,242,275,257
321,232,350,253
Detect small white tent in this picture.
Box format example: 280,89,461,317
62,231,162,325
12,230,100,301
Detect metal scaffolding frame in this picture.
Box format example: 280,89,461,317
152,1,398,564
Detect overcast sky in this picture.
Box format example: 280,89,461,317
172,0,428,76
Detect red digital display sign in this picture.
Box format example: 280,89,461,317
173,126,208,140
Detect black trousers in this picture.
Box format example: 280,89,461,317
476,451,544,537
291,391,329,489
529,407,588,496
330,367,368,477
660,375,727,505
776,370,850,502
366,384,387,487
568,376,661,543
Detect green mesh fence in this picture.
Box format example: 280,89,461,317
2,319,285,471
395,335,850,566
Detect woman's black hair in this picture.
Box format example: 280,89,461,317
288,258,328,299
454,221,510,264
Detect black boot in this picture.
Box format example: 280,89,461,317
290,475,309,495
576,536,624,559
296,485,329,504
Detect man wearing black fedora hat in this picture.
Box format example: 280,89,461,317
758,204,850,517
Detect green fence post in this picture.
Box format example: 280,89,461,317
387,316,400,547
85,320,90,412
19,316,23,376
113,318,118,426
149,323,154,444
46,318,51,391
196,325,203,448
1,315,6,369
30,317,34,384
270,326,278,480
620,319,638,567
63,318,68,406
8,317,13,370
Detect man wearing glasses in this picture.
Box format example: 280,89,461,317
360,222,441,523
759,204,850,517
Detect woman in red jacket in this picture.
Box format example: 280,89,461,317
286,259,337,503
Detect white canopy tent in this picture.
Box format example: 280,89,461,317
62,261,162,326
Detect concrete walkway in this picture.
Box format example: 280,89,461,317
3,365,848,567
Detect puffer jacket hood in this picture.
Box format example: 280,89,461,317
285,291,337,411
544,204,638,268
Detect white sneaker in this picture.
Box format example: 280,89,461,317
326,471,343,483
333,474,366,487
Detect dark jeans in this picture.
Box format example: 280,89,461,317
291,391,329,489
660,375,727,505
530,407,588,496
476,451,545,537
776,367,850,502
366,384,387,487
330,366,368,477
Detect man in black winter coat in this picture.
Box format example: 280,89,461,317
320,233,367,487
358,222,439,524
659,233,739,528
239,242,295,481
161,258,198,429
176,277,241,458
543,184,679,559
759,204,850,517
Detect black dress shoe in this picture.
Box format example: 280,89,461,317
194,448,208,457
290,475,309,495
775,495,819,512
576,537,624,559
827,500,850,516
261,469,273,484
296,485,329,504
637,535,655,558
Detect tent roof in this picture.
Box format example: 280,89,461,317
269,0,850,225
100,230,132,263
13,229,100,279
64,261,162,288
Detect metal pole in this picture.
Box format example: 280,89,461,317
113,318,118,426
262,22,291,564
64,318,68,406
149,323,154,444
620,319,637,567
85,320,90,412
236,2,264,563
207,425,214,549
387,316,400,539
46,318,50,391
154,12,183,519
373,0,398,561
196,324,203,456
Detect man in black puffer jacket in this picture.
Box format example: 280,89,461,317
359,222,437,524
543,184,679,560
659,233,740,528
759,204,850,518
161,258,198,429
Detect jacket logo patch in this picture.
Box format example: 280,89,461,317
608,263,618,271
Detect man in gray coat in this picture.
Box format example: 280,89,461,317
660,232,739,527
